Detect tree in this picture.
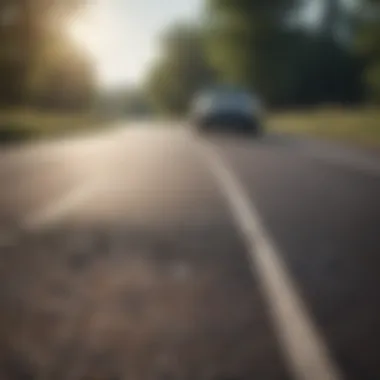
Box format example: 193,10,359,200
355,0,380,102
206,0,301,105
145,23,216,115
0,0,94,109
29,31,95,111
206,0,364,107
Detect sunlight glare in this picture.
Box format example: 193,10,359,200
69,3,106,59
68,2,146,87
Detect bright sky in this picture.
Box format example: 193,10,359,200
70,0,203,88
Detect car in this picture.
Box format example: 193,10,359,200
190,86,264,136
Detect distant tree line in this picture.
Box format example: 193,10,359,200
145,24,216,116
0,0,95,111
145,0,380,114
96,87,153,119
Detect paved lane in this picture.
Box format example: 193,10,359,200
0,132,118,229
210,134,380,380
0,129,290,380
0,126,380,380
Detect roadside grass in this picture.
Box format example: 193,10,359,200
0,108,107,145
2,107,380,149
269,108,380,148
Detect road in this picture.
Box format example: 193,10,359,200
0,124,379,380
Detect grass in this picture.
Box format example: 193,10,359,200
268,107,380,149
2,107,380,149
0,108,107,145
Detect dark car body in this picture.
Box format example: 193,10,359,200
190,86,264,135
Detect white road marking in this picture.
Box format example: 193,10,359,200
0,182,95,246
199,140,343,380
24,181,100,230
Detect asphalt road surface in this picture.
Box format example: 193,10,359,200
0,124,379,380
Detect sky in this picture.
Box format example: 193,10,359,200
70,0,203,88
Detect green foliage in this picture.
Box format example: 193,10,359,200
289,34,363,106
145,24,216,115
206,0,300,97
355,0,380,103
144,0,378,112
0,108,103,144
206,0,365,107
208,0,299,26
0,0,95,110
365,63,380,102
30,32,96,111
